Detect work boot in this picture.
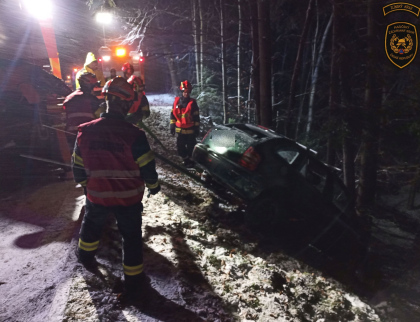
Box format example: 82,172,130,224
75,247,97,270
117,273,152,305
183,158,195,168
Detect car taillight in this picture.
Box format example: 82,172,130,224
238,146,261,171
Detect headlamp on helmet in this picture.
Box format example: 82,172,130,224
180,80,192,93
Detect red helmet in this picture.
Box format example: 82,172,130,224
122,62,134,73
102,76,135,101
77,72,98,89
180,80,192,93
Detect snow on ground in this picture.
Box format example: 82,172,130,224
0,93,399,321
60,95,381,321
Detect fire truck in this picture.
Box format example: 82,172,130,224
70,46,145,90
98,46,145,81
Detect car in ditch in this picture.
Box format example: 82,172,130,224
192,123,365,261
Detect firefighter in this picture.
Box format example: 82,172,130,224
170,80,200,168
125,75,150,125
75,52,106,89
121,62,150,125
122,62,134,80
72,76,160,299
63,72,102,152
107,68,117,81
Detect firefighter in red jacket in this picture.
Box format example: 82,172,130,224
122,63,150,126
170,80,200,168
72,76,160,298
63,72,102,152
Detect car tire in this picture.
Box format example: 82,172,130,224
245,192,287,231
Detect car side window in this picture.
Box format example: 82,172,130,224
276,148,299,164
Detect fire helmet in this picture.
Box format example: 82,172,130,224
180,80,192,93
102,76,135,101
122,63,134,74
77,72,99,89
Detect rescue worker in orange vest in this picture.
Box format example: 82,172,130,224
122,63,150,126
63,72,102,152
72,76,160,299
170,80,200,168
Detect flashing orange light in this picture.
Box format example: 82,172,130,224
67,75,71,79
116,48,126,57
73,68,78,72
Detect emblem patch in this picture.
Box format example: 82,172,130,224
385,22,418,68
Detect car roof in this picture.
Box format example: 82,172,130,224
222,123,318,153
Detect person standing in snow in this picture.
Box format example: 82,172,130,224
63,72,103,153
122,62,150,126
75,52,106,88
72,76,160,298
170,80,200,168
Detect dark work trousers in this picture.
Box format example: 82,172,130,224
66,132,77,155
78,198,144,278
176,133,197,160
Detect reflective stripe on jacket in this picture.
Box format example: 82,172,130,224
76,115,156,206
172,97,195,129
63,90,100,133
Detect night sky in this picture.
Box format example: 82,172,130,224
0,0,123,78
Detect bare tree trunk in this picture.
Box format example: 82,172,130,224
327,1,339,167
295,50,311,140
258,0,272,127
198,0,204,90
275,43,288,132
248,53,254,123
165,46,178,95
339,3,356,208
306,14,332,136
249,0,260,124
285,0,314,136
357,0,382,214
237,0,242,115
271,62,275,109
191,0,200,86
220,0,227,123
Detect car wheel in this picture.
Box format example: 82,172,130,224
245,192,287,231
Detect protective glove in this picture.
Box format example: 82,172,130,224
170,124,175,136
148,184,161,196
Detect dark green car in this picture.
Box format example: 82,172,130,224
193,123,364,260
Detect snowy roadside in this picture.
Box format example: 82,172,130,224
61,94,381,321
0,181,85,322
